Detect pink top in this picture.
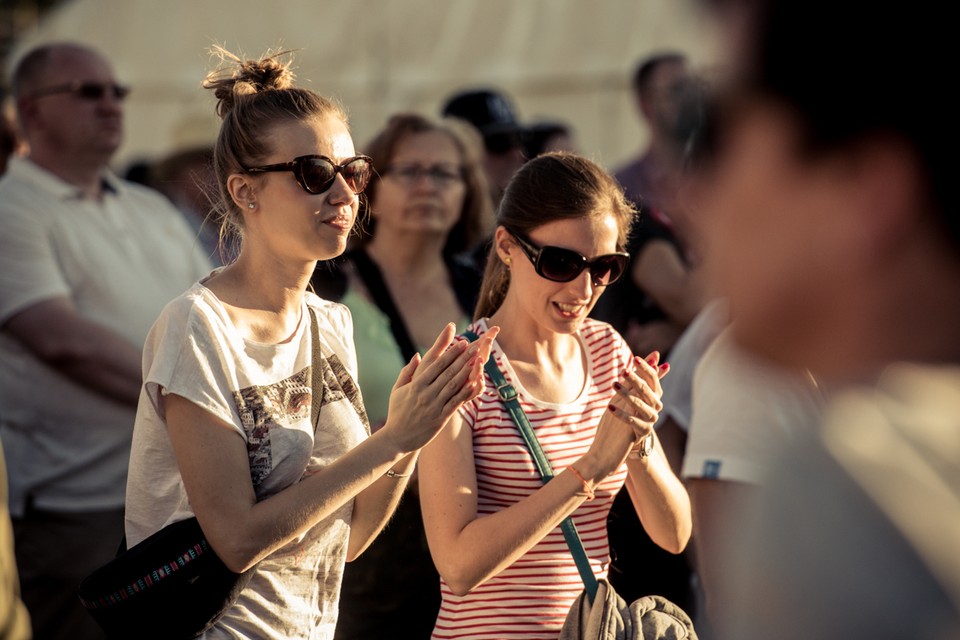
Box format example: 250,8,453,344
432,318,633,639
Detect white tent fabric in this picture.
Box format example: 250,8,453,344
6,0,717,172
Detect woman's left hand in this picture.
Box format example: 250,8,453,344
609,351,669,447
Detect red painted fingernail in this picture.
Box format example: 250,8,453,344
608,404,616,413
613,381,622,390
659,362,670,373
645,351,660,366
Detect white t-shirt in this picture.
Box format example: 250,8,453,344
681,328,823,484
0,157,212,515
125,282,369,640
656,299,728,431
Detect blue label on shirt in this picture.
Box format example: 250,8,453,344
702,460,722,479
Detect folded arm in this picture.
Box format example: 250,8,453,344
3,297,142,406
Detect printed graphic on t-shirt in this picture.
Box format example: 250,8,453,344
232,352,370,492
234,367,313,488
316,352,370,435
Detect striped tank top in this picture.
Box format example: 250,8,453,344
431,318,633,639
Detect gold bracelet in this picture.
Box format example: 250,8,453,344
568,465,595,501
385,468,412,479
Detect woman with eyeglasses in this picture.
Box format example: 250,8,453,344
419,152,692,639
308,112,493,639
123,49,496,640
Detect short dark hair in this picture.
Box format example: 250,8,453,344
631,51,688,96
711,0,956,248
11,42,101,100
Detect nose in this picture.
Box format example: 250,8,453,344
567,268,595,299
97,90,124,113
326,171,357,204
411,171,441,191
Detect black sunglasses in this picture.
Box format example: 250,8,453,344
31,81,130,101
244,155,373,195
509,230,630,287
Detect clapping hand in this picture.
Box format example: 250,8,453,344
381,323,499,453
585,351,669,475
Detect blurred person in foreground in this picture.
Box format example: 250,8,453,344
697,0,960,637
680,323,824,637
0,43,211,640
310,113,493,639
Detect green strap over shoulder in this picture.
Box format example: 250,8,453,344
461,330,599,602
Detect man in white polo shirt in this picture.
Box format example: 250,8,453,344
0,42,211,640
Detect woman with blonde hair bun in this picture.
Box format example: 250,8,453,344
123,48,496,639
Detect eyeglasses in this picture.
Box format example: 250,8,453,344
382,163,464,188
509,230,630,287
244,155,373,195
31,81,130,101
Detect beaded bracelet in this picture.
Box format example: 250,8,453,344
568,465,595,501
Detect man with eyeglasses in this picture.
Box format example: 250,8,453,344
0,43,211,640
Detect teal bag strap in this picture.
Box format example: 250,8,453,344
461,331,599,602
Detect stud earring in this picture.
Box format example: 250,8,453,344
504,256,511,267
248,202,255,209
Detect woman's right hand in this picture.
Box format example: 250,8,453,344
380,323,499,453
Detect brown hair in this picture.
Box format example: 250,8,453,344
358,113,492,257
474,152,636,319
202,46,349,259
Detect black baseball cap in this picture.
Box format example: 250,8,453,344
442,89,528,154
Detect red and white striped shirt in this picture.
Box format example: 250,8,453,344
432,318,633,640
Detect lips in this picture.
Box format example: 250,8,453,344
319,211,354,230
554,301,586,318
321,217,351,231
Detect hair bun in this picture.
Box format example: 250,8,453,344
202,45,297,119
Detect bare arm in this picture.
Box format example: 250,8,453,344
622,434,693,554
632,240,704,325
420,354,673,595
167,324,496,573
3,297,142,406
688,478,756,634
419,410,598,596
612,359,692,554
347,327,497,559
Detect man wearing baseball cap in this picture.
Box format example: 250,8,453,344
442,88,528,205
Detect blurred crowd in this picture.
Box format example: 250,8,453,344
1,0,958,638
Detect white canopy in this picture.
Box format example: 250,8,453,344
6,0,717,172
